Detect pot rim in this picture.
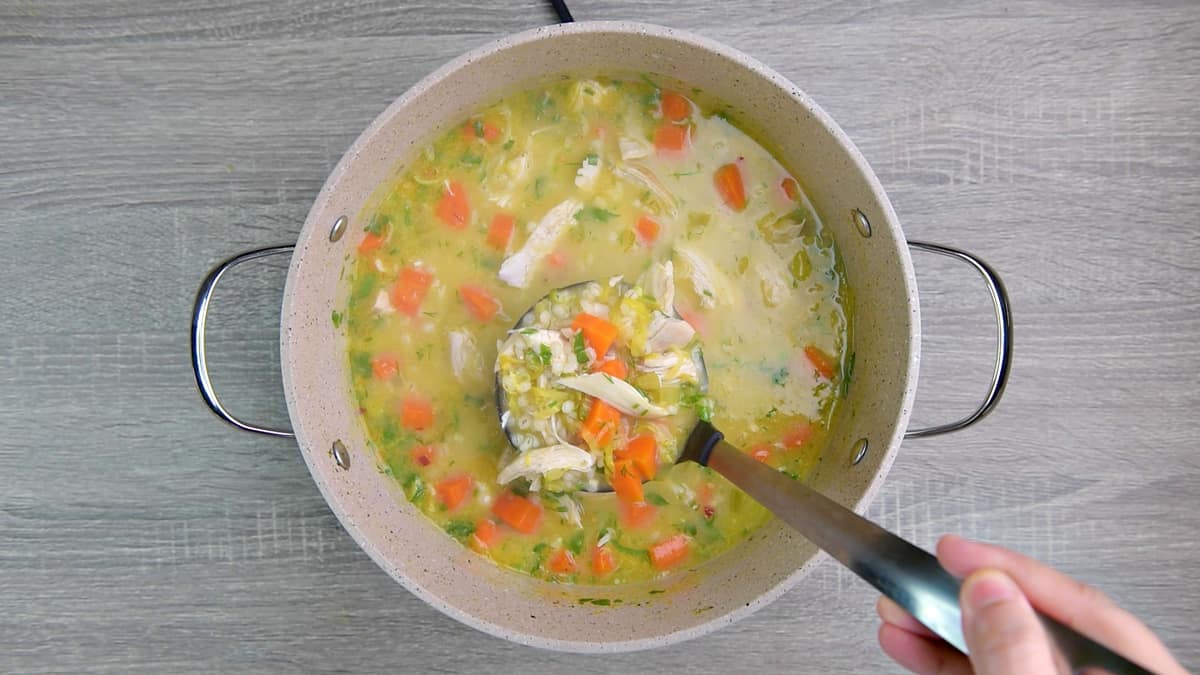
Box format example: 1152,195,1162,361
280,19,919,652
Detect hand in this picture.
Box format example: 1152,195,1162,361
875,535,1187,675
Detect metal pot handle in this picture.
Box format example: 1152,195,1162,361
190,245,296,438
903,241,1013,439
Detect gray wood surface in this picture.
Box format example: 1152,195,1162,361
2,1,1197,672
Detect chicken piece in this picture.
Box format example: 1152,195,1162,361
496,328,580,377
372,290,394,314
557,373,672,418
619,136,651,161
496,443,595,486
644,313,695,353
448,330,482,382
673,245,737,309
639,351,700,384
612,163,678,218
638,260,676,312
750,239,792,307
575,155,601,192
497,199,583,288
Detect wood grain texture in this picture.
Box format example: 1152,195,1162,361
1,0,1197,672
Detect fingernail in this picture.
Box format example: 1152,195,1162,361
964,570,1017,613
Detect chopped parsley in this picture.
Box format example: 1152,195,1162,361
585,152,599,166
502,139,515,150
472,120,485,138
566,530,585,555
330,310,343,328
573,332,588,365
444,520,476,540
539,343,553,365
772,367,789,386
645,492,669,506
460,152,482,166
575,207,618,222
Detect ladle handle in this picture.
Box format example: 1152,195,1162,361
697,431,1154,674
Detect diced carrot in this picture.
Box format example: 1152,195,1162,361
486,213,515,251
714,162,747,212
782,423,813,449
653,123,690,154
610,457,644,504
370,354,399,379
548,549,577,575
400,396,434,431
572,312,619,357
462,119,501,143
358,232,384,254
592,358,628,380
781,177,801,201
660,91,691,122
492,492,543,534
545,250,567,268
591,545,616,576
581,398,621,448
390,266,433,316
458,284,500,322
410,443,436,467
635,215,660,245
620,499,656,528
750,444,772,463
435,180,470,230
616,434,657,480
435,473,473,511
470,518,499,551
804,345,836,380
649,534,691,570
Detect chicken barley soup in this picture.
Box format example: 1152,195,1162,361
341,73,851,584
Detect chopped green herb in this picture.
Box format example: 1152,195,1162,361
574,332,588,365
534,176,547,199
575,207,618,222
539,344,553,365
678,522,698,536
331,310,343,328
502,139,515,150
460,152,482,166
473,120,485,138
567,530,585,555
645,492,669,506
773,367,789,386
840,351,856,399
609,538,650,561
365,214,386,235
445,520,476,540
585,152,599,166
350,351,372,380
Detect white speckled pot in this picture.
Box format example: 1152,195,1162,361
281,22,919,651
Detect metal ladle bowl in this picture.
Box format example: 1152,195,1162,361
493,280,708,492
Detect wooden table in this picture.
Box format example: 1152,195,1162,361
2,1,1197,671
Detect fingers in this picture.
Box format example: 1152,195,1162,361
877,596,939,639
938,536,1187,675
878,623,973,675
959,569,1060,675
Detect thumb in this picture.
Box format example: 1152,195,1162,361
960,569,1060,675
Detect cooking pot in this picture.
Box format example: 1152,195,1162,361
190,21,1011,652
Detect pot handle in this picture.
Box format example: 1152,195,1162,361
903,241,1013,439
190,245,296,438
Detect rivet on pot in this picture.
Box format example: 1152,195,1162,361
852,209,872,238
851,438,869,466
331,440,351,470
328,215,349,242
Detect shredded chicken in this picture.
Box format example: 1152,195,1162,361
497,199,582,288
496,444,595,486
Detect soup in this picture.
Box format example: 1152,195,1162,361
341,73,851,584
